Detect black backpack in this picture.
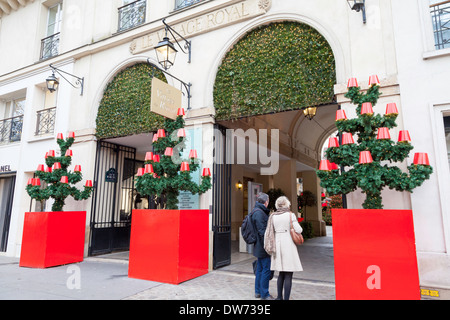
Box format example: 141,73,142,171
241,209,258,244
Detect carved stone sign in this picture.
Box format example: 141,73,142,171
130,0,272,55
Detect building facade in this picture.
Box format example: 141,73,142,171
0,0,449,294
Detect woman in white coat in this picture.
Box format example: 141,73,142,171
265,196,303,300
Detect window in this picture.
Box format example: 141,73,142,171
174,0,205,11
40,2,63,60
35,90,57,137
118,0,146,32
430,0,450,50
444,116,450,168
0,98,25,144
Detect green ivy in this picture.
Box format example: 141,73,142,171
96,63,167,139
213,22,336,121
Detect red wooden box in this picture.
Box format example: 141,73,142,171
332,209,420,300
20,211,86,269
128,209,209,284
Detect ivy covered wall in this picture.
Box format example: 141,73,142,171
213,21,336,121
96,63,166,139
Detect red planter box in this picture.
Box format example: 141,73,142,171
20,211,86,269
128,209,209,284
332,209,420,300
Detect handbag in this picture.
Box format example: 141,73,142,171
289,214,304,245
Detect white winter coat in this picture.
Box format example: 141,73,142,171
270,212,303,272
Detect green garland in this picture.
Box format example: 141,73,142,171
214,21,336,121
96,63,167,139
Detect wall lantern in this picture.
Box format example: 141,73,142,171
236,180,243,190
347,0,366,24
303,107,317,120
46,64,85,96
154,18,192,71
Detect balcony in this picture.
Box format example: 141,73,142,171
40,33,60,60
430,0,450,50
118,0,146,32
0,115,23,144
35,107,56,136
174,0,205,11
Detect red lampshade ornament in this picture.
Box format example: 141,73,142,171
413,153,430,166
180,162,190,172
157,129,166,139
27,178,33,185
330,162,339,170
144,164,154,174
177,108,185,117
398,130,411,143
202,168,211,177
74,165,82,172
152,134,159,143
336,110,347,121
33,178,41,187
177,128,186,138
46,166,52,173
45,152,49,159
48,150,55,157
57,133,64,140
361,102,374,115
377,127,391,140
53,162,61,170
164,147,173,157
85,180,93,188
359,151,373,164
319,160,331,171
152,154,160,163
37,164,45,172
342,133,355,145
68,132,76,139
65,149,73,157
137,168,144,177
145,152,154,161
368,75,380,87
385,103,399,116
189,149,198,159
347,78,358,88
60,176,69,184
328,137,339,148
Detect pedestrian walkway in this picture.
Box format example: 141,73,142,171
0,227,335,300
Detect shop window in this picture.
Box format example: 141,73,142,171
430,0,450,50
174,0,205,11
40,1,63,60
0,98,25,144
118,0,146,32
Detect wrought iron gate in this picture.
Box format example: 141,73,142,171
212,125,232,269
89,141,137,256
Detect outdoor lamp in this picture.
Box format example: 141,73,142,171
46,72,59,93
155,36,178,71
303,107,317,120
347,0,366,24
46,64,84,96
237,181,243,190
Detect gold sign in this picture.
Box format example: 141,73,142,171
130,0,272,55
151,78,182,120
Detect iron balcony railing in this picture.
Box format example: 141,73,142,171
35,107,57,136
174,0,205,11
430,0,450,50
0,115,23,144
40,33,60,60
118,0,146,32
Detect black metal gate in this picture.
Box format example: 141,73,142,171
89,141,137,256
0,175,15,253
212,125,232,269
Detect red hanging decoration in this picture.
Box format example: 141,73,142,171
180,162,190,172
33,178,41,186
65,149,73,157
359,151,373,164
189,149,198,159
377,127,391,140
68,132,76,139
413,153,430,166
48,150,55,157
319,160,331,171
85,180,93,188
144,164,154,174
347,78,358,88
342,133,355,145
336,110,347,121
177,128,186,138
398,130,411,143
37,164,45,172
157,129,166,138
60,176,69,184
328,137,339,148
57,133,64,140
137,168,144,177
177,108,185,117
145,152,154,161
361,102,374,115
368,75,380,87
53,162,61,170
74,165,82,172
385,103,399,116
164,148,173,157
202,168,211,177
152,154,160,163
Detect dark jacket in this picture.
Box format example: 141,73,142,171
251,202,270,259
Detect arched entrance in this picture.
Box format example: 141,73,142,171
211,21,338,268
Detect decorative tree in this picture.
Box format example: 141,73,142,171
26,132,93,212
135,109,212,210
317,75,433,209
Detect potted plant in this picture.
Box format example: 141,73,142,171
128,108,212,284
21,132,93,268
317,75,433,300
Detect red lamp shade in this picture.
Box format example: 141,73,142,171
27,178,33,185
152,154,160,163
53,162,62,170
85,180,93,188
359,151,373,164
189,149,198,159
347,78,358,88
202,168,211,177
45,152,49,159
48,150,55,157
319,160,331,171
37,164,45,172
336,110,347,121
177,128,186,138
413,153,430,166
144,164,154,174
157,129,166,139
145,152,154,161
177,108,185,117
57,133,64,140
60,176,69,184
32,178,41,187
137,168,144,177
68,132,76,139
377,127,391,140
361,102,374,115
45,167,52,173
164,147,173,157
74,165,82,172
65,149,73,157
330,162,339,170
386,103,399,116
180,162,190,172
398,130,411,143
152,134,159,143
328,137,339,148
369,75,380,87
342,133,355,145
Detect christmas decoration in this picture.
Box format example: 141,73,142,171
317,75,433,209
135,111,212,210
26,133,93,212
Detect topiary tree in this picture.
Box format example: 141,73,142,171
135,109,212,210
26,133,93,212
317,75,433,209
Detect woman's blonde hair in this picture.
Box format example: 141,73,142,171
275,196,291,210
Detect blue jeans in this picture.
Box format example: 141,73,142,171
255,257,271,298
